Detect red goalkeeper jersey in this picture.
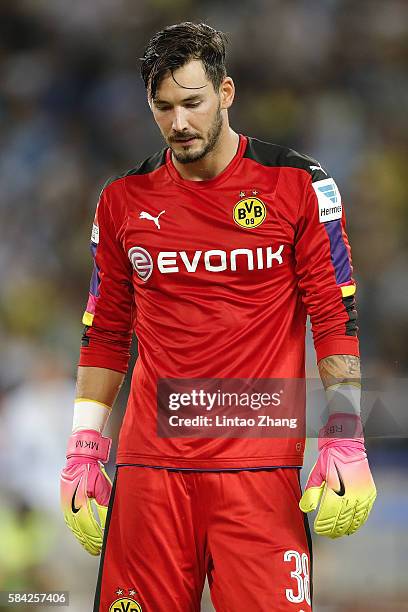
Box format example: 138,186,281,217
79,135,359,469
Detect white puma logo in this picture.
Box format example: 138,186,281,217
139,210,166,229
310,164,327,176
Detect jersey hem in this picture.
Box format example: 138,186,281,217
115,453,304,469
115,463,303,472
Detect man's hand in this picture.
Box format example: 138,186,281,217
299,413,376,538
60,429,112,555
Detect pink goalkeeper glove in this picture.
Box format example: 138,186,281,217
299,413,377,538
60,429,112,555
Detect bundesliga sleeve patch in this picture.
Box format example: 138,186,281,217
91,223,100,244
312,178,343,223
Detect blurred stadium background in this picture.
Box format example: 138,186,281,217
0,1,407,610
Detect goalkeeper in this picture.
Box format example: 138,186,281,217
60,22,376,612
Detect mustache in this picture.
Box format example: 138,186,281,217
168,133,201,142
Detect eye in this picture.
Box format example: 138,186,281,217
185,101,201,108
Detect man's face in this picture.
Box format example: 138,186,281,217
150,60,224,164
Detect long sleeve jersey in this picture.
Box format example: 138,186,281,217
79,135,359,469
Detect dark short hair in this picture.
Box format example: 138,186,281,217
141,22,228,99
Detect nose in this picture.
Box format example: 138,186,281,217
171,107,189,133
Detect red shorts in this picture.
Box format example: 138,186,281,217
94,466,312,611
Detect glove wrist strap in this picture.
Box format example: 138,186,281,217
66,429,111,462
318,412,364,451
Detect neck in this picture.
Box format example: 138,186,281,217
171,124,240,181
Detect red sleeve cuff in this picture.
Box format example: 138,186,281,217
78,355,128,374
78,349,129,374
78,324,132,374
79,346,130,374
315,336,359,363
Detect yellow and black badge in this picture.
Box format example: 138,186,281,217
109,598,143,612
233,196,267,229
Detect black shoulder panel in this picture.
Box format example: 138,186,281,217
243,137,330,182
102,148,167,191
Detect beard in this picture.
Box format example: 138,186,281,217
168,103,223,164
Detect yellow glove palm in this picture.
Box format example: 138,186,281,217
61,462,112,555
60,429,112,555
300,415,376,538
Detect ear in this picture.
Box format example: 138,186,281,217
219,76,235,110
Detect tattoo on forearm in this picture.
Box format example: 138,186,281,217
318,355,361,390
